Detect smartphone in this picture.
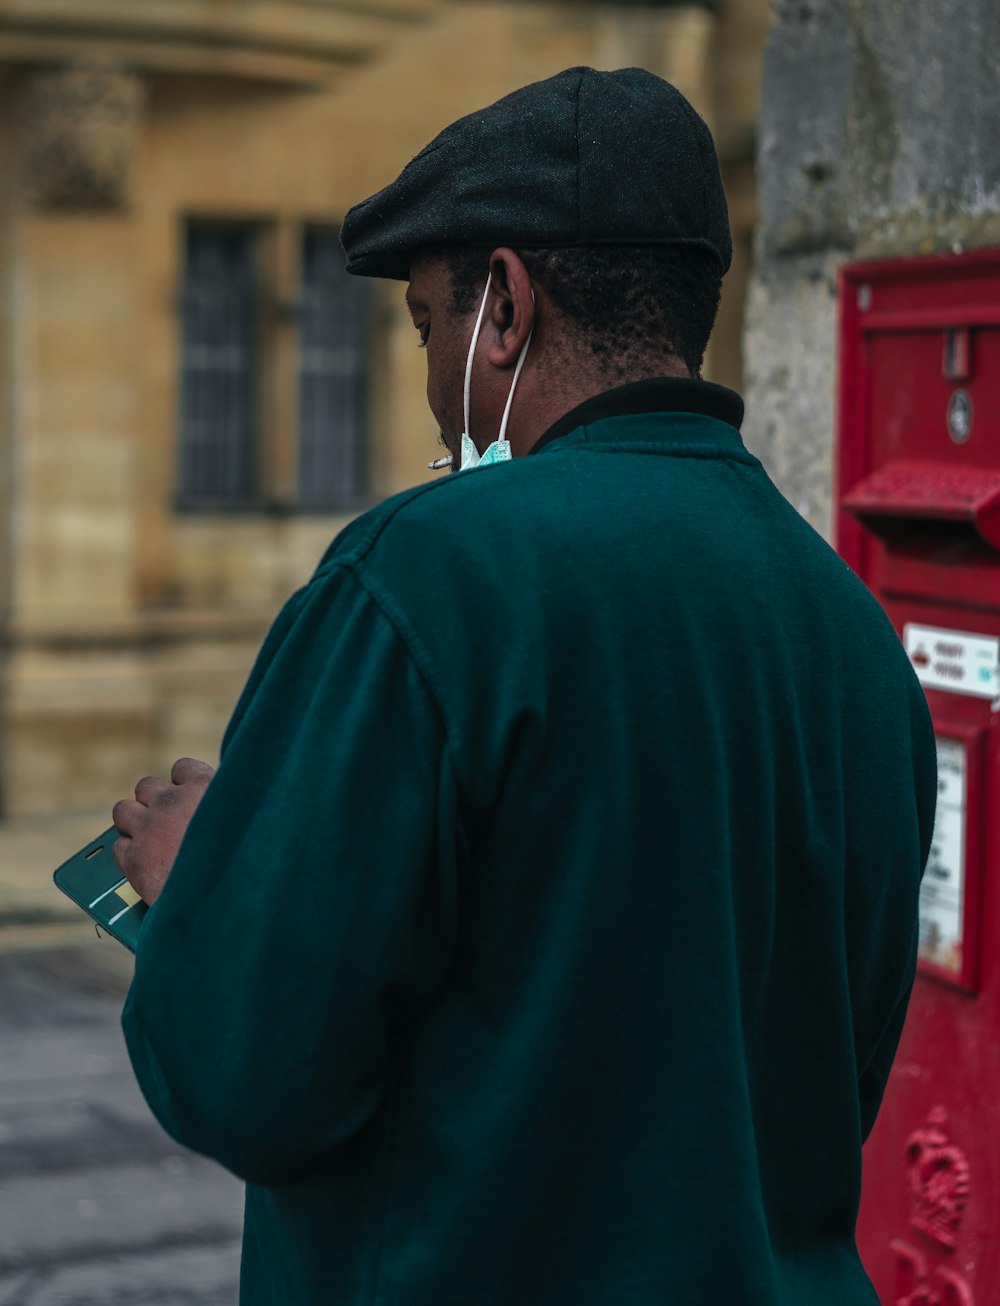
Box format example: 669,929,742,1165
53,827,148,953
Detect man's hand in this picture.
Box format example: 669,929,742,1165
112,757,215,904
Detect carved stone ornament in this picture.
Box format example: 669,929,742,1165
21,63,145,212
905,1107,971,1251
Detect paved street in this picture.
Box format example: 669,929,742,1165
0,942,244,1305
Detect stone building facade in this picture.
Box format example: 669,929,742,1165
0,0,770,816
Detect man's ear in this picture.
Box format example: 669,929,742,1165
486,248,535,368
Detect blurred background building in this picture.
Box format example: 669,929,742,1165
0,0,770,817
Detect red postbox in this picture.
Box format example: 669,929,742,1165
837,250,1000,1306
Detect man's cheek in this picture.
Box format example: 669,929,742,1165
426,368,459,443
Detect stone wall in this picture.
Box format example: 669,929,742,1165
743,0,1000,541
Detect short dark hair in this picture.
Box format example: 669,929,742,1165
437,245,723,377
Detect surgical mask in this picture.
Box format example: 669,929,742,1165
459,275,534,471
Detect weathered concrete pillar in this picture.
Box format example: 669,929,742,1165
847,0,1000,258
743,0,1000,542
742,0,850,540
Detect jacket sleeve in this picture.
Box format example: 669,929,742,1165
857,975,915,1143
121,562,462,1185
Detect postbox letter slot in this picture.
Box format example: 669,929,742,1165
842,459,1000,552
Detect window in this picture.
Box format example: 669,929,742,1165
178,224,258,507
175,220,374,514
297,228,371,510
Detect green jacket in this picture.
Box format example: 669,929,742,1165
123,379,937,1305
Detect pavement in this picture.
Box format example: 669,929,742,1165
0,818,246,1303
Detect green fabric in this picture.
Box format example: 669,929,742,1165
122,406,937,1305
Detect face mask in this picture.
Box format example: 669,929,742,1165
459,275,534,471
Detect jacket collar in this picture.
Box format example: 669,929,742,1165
530,377,744,457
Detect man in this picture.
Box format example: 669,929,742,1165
114,68,937,1304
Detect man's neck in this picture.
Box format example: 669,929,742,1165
511,360,693,457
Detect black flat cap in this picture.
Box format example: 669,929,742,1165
340,66,731,280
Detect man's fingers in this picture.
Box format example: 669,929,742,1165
111,834,153,902
112,798,146,836
134,775,171,807
170,757,215,787
109,759,213,907
111,834,132,875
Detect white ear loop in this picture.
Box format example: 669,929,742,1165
462,276,536,453
498,292,535,446
463,275,493,440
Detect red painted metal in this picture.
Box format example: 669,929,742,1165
837,250,1000,1306
842,463,1000,550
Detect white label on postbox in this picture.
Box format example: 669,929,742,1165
903,624,1000,701
918,737,966,974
